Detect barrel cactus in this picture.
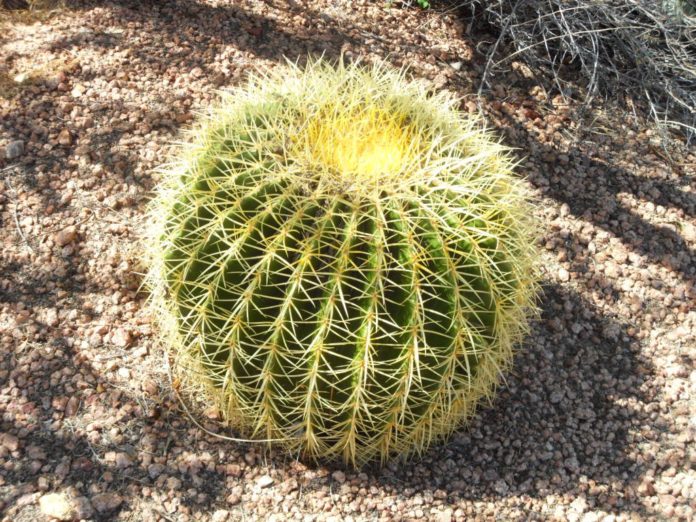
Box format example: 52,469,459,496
146,59,539,466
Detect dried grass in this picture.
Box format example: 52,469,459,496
0,0,65,26
458,0,696,142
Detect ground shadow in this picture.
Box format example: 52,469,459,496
0,0,683,519
0,280,663,519
356,282,661,517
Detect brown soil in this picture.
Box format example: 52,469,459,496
1,1,694,521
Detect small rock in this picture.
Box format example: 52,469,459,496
211,509,230,522
111,328,132,348
558,267,570,282
166,476,182,490
580,512,601,522
437,508,453,522
148,463,165,479
682,222,696,242
659,494,676,506
1,433,19,451
26,445,46,460
65,396,80,417
5,140,24,160
39,492,76,521
73,497,94,519
90,492,122,513
256,475,274,488
55,226,77,246
224,463,241,477
226,493,241,505
44,308,59,327
493,479,509,494
550,390,565,404
58,129,73,146
331,470,346,484
71,85,85,98
638,479,655,496
212,73,227,86
449,61,463,71
280,478,299,494
13,71,29,83
114,452,132,468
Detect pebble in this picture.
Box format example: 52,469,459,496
58,129,73,146
65,396,80,417
54,226,78,246
437,508,453,522
1,2,694,521
211,509,230,522
39,493,75,521
226,493,241,505
5,139,24,159
90,492,122,513
114,452,133,468
111,328,132,348
256,475,274,488
1,433,20,451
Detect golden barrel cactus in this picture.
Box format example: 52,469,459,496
146,60,539,466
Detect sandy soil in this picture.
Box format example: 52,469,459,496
0,1,694,520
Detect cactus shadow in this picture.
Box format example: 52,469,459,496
0,320,233,520
356,282,661,517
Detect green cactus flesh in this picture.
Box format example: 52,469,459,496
147,60,538,465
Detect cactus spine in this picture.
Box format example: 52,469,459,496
146,60,539,466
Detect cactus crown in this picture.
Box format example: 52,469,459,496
146,59,539,466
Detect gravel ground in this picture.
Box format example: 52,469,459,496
1,1,694,520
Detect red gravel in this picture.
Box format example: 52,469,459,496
1,1,694,521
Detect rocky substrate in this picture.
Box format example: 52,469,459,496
1,1,694,520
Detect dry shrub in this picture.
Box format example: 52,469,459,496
459,0,696,141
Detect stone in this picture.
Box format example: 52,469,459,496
43,308,59,327
550,390,565,404
71,85,85,98
58,129,73,146
65,396,80,417
73,497,94,519
331,470,346,484
39,493,76,521
111,328,132,348
570,496,588,514
55,226,77,246
114,452,132,468
436,508,453,522
558,267,570,282
257,475,274,488
211,509,230,522
90,492,122,513
1,433,19,451
226,493,241,505
148,463,165,479
5,140,24,160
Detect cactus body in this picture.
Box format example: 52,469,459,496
147,60,538,466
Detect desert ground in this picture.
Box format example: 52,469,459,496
0,1,694,520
